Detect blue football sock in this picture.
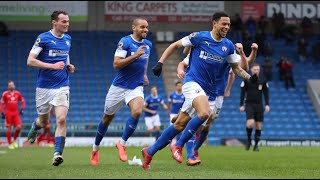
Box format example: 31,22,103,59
176,115,204,147
54,136,65,155
94,121,109,146
186,134,196,159
121,116,139,141
176,132,181,141
194,130,209,151
147,125,179,156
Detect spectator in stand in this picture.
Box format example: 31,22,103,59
258,15,268,36
281,59,295,89
276,55,286,81
272,10,285,39
262,56,273,81
301,16,313,39
297,37,308,62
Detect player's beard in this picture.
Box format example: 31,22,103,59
140,33,147,39
8,87,14,91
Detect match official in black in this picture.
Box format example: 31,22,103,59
240,63,270,151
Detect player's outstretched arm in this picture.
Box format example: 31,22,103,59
152,39,185,77
235,43,249,71
113,45,146,70
224,71,235,97
142,106,156,115
27,53,65,70
247,43,258,65
161,100,168,110
229,62,257,84
158,39,184,64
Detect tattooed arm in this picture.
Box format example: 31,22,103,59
229,62,251,81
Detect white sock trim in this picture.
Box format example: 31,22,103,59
120,139,126,146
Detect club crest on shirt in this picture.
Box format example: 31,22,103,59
195,89,201,93
66,40,70,46
222,46,227,52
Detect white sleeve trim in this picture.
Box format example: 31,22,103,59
181,36,192,47
183,55,190,65
226,51,240,64
114,49,128,58
30,45,42,55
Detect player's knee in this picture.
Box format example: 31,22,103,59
15,126,21,131
56,117,66,126
102,114,113,126
197,110,210,121
131,108,142,119
173,121,186,132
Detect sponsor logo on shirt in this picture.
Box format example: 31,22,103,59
199,51,224,63
48,50,69,57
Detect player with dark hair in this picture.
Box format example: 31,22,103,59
167,81,184,148
26,10,75,166
141,11,257,170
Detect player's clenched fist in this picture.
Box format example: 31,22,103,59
152,62,163,77
235,43,243,52
251,43,258,50
67,64,75,73
177,68,185,80
135,45,146,57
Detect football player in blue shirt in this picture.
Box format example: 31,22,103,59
26,10,75,166
90,18,152,166
176,43,258,166
167,81,184,148
142,11,258,170
143,86,168,139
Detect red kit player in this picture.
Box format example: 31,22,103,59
0,81,25,149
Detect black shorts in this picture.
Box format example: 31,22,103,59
245,103,264,122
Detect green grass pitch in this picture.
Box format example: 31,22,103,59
0,146,319,179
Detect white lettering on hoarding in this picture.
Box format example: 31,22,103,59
267,3,320,19
105,1,224,16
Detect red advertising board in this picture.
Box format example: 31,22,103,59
241,1,265,21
